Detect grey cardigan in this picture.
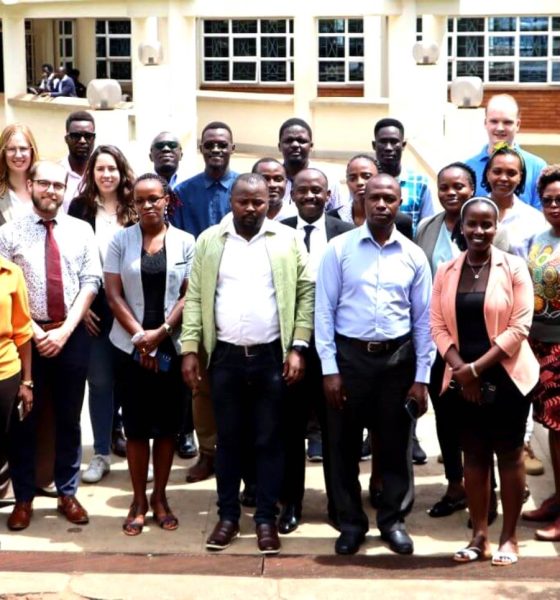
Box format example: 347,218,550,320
104,223,195,354
414,212,447,275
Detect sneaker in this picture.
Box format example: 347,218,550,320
82,454,110,483
524,442,545,476
307,439,323,462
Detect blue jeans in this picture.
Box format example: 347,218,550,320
88,333,115,456
209,340,285,525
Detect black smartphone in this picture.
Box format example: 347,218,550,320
404,397,420,420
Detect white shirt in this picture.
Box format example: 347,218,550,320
59,156,84,213
0,211,101,321
296,214,328,282
8,189,33,219
94,201,122,265
215,219,280,345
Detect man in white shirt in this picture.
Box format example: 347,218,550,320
280,168,353,534
181,173,314,555
59,111,96,212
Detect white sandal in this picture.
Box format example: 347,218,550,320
491,551,518,566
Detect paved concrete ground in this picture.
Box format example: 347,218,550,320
0,408,558,599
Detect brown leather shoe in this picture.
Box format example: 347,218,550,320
57,495,89,525
7,501,33,531
206,520,239,551
256,522,281,555
522,496,560,522
535,516,560,541
186,452,214,483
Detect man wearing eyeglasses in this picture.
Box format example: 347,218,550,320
60,111,96,212
0,161,101,531
149,132,183,189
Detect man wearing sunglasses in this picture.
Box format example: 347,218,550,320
149,132,183,189
60,111,96,212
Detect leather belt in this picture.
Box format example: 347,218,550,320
337,333,410,355
37,320,65,332
216,339,280,358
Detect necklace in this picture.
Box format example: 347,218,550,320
466,257,490,280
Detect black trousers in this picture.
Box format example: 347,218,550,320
327,336,415,535
281,344,335,520
429,353,463,484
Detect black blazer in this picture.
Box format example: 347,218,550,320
327,208,413,241
281,214,355,241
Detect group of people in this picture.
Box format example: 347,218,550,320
0,93,559,567
28,63,86,98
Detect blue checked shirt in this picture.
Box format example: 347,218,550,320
398,168,435,233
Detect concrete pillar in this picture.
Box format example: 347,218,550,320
292,12,316,124
75,19,96,86
363,15,382,99
386,0,417,124
2,17,27,122
166,10,197,165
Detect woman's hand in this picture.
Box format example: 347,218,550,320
17,384,33,418
84,309,101,337
461,380,482,404
452,363,477,388
139,352,159,373
135,328,166,355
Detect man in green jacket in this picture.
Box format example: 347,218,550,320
181,173,314,555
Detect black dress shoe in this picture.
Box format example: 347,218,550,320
428,495,467,518
278,504,301,534
412,436,427,465
177,432,198,459
111,428,127,458
335,530,365,555
380,528,414,555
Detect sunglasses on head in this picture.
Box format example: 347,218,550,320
153,141,180,151
67,132,96,142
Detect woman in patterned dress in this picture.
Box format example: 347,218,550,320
522,164,560,541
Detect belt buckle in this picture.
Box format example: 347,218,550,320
243,345,256,358
366,341,383,354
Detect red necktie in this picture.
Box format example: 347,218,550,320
42,220,65,322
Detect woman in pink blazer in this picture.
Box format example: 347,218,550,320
431,197,539,567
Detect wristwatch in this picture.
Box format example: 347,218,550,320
291,344,307,355
162,322,173,336
20,380,34,389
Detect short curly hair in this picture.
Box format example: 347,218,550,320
537,164,560,200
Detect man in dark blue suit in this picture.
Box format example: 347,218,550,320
43,66,77,98
279,168,353,534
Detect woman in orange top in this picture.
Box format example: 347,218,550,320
0,256,33,442
431,197,539,566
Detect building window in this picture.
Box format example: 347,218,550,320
448,15,560,84
95,19,132,82
202,19,294,84
317,18,364,84
58,20,74,70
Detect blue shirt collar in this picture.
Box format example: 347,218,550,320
202,170,234,190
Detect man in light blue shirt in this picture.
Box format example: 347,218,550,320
465,94,546,209
315,173,434,557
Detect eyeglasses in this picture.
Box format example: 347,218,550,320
66,132,96,142
5,146,31,156
541,196,560,208
33,179,66,193
134,195,166,207
152,141,180,151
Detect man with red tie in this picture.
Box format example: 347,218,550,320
0,161,101,530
